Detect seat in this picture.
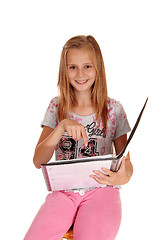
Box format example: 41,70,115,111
62,227,73,240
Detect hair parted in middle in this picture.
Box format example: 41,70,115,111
57,35,109,132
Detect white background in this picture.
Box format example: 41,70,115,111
0,0,166,239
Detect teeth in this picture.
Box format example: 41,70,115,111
76,80,88,83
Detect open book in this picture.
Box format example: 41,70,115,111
41,98,148,191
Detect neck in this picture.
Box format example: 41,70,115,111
74,91,92,107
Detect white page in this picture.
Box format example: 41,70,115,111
44,158,119,191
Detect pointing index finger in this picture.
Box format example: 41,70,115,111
81,127,88,147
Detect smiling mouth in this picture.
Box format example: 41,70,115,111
75,79,88,84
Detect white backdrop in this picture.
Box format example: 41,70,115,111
0,0,166,239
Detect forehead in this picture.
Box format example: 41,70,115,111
67,48,94,64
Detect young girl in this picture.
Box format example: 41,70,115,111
24,35,133,240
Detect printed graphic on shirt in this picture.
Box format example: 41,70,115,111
79,138,99,158
85,122,106,138
58,137,99,160
58,136,78,160
57,121,103,160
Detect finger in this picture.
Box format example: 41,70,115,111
71,127,77,140
89,174,106,184
76,127,81,141
67,129,72,137
121,156,126,164
81,127,88,146
101,167,114,177
125,151,130,161
93,170,109,181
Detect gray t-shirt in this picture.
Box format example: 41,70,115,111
41,97,131,162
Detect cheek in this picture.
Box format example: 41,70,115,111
89,69,96,79
67,70,76,80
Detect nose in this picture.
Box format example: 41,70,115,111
77,68,83,78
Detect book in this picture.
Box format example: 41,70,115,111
41,98,148,191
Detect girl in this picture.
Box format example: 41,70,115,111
24,35,133,240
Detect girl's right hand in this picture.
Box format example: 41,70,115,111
59,119,88,147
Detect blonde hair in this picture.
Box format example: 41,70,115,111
57,35,108,132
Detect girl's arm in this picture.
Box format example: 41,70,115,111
33,119,88,169
33,125,64,169
90,134,133,185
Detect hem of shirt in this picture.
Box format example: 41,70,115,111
64,185,121,193
40,122,55,129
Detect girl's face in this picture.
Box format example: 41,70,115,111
67,48,96,94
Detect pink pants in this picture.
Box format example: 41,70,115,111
24,187,121,240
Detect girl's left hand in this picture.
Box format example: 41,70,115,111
90,152,133,186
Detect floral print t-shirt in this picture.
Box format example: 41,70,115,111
41,96,131,162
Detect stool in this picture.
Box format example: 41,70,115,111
62,227,73,240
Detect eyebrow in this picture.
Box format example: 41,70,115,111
67,63,93,66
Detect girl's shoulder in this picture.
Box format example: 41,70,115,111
41,97,59,129
107,97,122,111
48,96,59,108
46,96,59,115
107,97,127,121
50,96,59,105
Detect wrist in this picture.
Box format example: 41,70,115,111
57,120,66,133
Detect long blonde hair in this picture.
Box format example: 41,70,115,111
57,35,108,131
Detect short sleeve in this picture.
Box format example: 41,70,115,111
41,97,59,129
113,101,131,140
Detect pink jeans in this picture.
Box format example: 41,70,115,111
24,187,121,240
